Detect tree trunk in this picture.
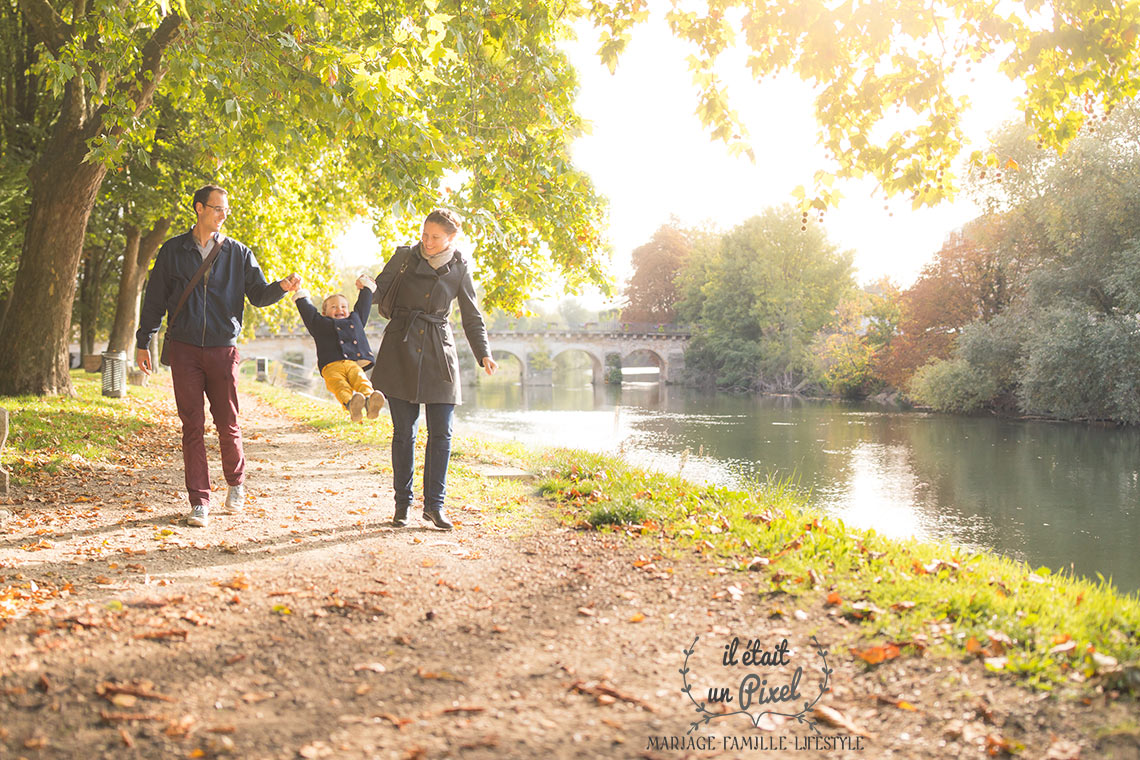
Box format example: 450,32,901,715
107,217,172,354
0,137,107,396
0,9,180,395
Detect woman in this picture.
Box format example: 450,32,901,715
371,209,497,529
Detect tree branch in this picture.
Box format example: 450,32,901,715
15,0,68,55
99,12,181,138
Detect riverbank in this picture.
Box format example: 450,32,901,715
0,373,1137,758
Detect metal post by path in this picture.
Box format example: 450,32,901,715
0,408,9,496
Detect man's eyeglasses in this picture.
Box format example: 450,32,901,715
204,204,231,215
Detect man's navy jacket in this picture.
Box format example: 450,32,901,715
136,230,286,350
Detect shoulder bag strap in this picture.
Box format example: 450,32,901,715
169,237,224,323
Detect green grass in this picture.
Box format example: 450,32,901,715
531,447,1140,693
0,371,170,478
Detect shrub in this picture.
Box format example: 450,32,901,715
908,358,997,413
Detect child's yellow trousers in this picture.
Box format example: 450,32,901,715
321,360,374,406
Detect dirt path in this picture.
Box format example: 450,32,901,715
1,388,1136,759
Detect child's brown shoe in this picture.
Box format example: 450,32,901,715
348,392,366,423
366,391,386,419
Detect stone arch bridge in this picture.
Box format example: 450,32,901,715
240,326,691,385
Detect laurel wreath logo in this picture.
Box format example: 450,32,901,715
680,635,832,735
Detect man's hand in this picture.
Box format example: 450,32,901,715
356,275,376,291
482,356,498,376
136,348,152,375
280,273,302,292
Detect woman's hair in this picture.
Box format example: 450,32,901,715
425,208,462,234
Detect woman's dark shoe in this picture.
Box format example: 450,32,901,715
422,508,453,530
392,504,409,527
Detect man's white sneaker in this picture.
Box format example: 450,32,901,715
187,504,210,528
348,392,366,423
223,483,245,514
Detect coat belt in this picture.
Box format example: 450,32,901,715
396,308,452,382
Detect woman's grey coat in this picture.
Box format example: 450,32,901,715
370,245,491,404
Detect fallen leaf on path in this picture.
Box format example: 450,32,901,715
825,592,843,606
416,668,463,682
353,663,386,673
985,733,1025,756
1049,640,1077,656
846,601,884,620
100,710,168,723
214,573,250,591
890,600,916,611
874,694,917,711
164,714,196,737
376,713,414,729
440,705,486,714
629,612,645,623
240,692,275,704
132,629,188,641
110,693,138,708
813,705,871,738
569,680,655,712
181,610,213,626
128,595,185,608
850,644,901,665
1044,738,1082,759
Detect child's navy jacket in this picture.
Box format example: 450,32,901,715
295,288,375,371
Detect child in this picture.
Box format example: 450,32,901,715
294,276,386,422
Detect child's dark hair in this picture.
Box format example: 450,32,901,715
425,208,462,234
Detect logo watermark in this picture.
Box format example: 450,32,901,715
645,633,865,753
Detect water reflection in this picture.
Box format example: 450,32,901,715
455,382,1139,592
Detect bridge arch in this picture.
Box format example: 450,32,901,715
622,348,665,382
488,349,526,383
552,348,605,385
237,326,691,386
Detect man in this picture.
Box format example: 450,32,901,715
136,185,301,527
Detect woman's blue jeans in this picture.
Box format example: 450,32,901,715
388,397,455,512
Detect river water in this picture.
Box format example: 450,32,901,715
454,381,1140,594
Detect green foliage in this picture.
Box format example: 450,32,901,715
4,0,616,395
813,285,898,399
1017,307,1140,424
817,332,877,400
593,0,1140,209
908,358,996,413
676,207,854,392
955,311,1026,395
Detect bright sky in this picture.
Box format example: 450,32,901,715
562,17,1022,293
336,17,1023,303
